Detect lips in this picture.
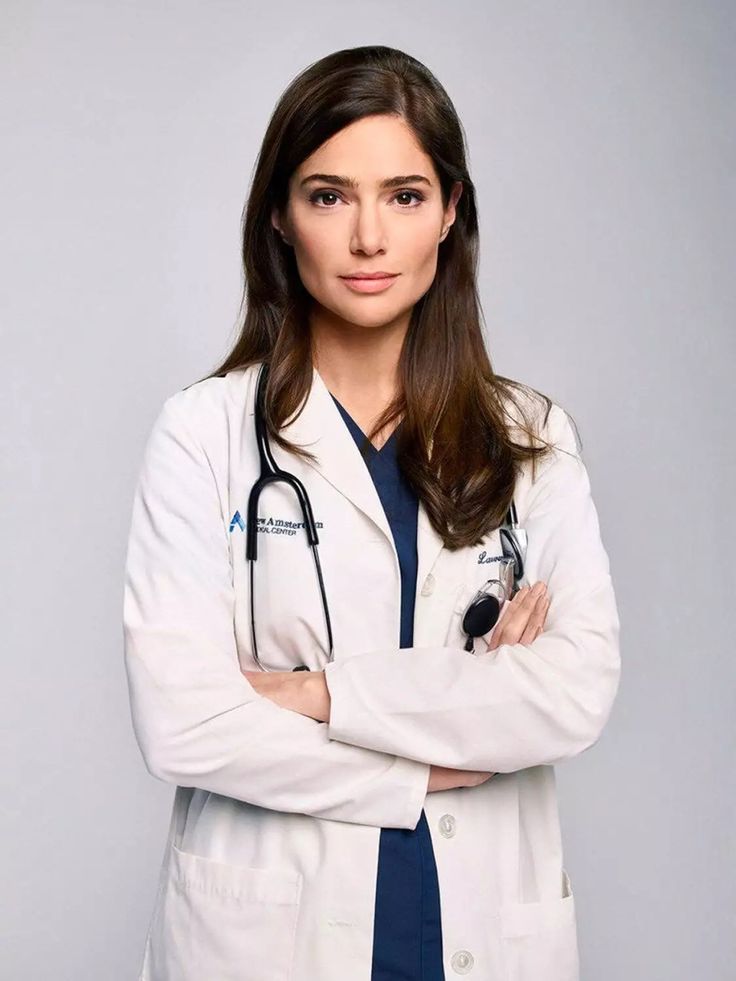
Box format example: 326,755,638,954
339,273,399,294
340,273,398,280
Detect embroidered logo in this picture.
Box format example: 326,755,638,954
228,510,324,537
477,550,505,564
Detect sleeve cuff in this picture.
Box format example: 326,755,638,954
325,658,430,830
391,754,431,830
324,656,371,748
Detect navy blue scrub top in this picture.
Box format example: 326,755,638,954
331,393,446,981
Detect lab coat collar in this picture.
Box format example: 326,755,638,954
274,362,446,592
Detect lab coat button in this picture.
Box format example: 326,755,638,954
438,813,456,837
421,573,435,596
450,949,474,973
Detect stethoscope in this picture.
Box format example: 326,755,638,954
246,362,528,671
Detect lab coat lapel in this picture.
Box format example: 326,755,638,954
416,500,445,600
271,363,446,595
272,364,393,545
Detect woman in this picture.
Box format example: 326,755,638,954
123,45,620,981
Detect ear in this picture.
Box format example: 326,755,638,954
271,207,288,243
442,180,464,235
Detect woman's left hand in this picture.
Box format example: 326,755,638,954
242,668,331,723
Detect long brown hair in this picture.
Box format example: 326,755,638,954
193,45,569,550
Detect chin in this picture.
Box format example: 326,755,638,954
345,308,405,330
318,296,398,329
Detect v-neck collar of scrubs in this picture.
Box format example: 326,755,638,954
329,393,401,458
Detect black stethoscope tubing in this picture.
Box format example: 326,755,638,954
246,362,526,670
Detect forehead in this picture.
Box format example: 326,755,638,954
295,116,434,184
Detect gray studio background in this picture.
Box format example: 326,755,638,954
2,2,733,978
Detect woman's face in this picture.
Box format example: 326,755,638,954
273,114,463,332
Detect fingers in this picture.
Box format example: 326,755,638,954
519,592,550,645
497,584,536,639
491,582,549,648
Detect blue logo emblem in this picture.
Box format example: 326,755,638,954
229,510,245,533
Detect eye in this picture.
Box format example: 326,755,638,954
394,190,425,207
308,189,426,209
309,190,341,208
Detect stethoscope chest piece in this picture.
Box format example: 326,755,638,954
462,592,500,642
460,522,527,652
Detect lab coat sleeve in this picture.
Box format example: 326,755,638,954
324,403,621,772
122,394,430,830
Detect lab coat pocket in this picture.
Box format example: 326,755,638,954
499,869,579,981
142,842,302,981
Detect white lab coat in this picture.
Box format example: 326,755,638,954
123,361,621,981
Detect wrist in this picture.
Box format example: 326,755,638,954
305,670,331,723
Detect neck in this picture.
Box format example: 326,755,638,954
309,305,409,407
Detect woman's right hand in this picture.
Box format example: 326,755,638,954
428,765,496,792
427,581,551,794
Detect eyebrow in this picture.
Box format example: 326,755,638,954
299,173,432,190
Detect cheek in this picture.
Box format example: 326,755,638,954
403,239,440,294
292,234,341,298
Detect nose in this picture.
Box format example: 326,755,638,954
350,205,387,255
